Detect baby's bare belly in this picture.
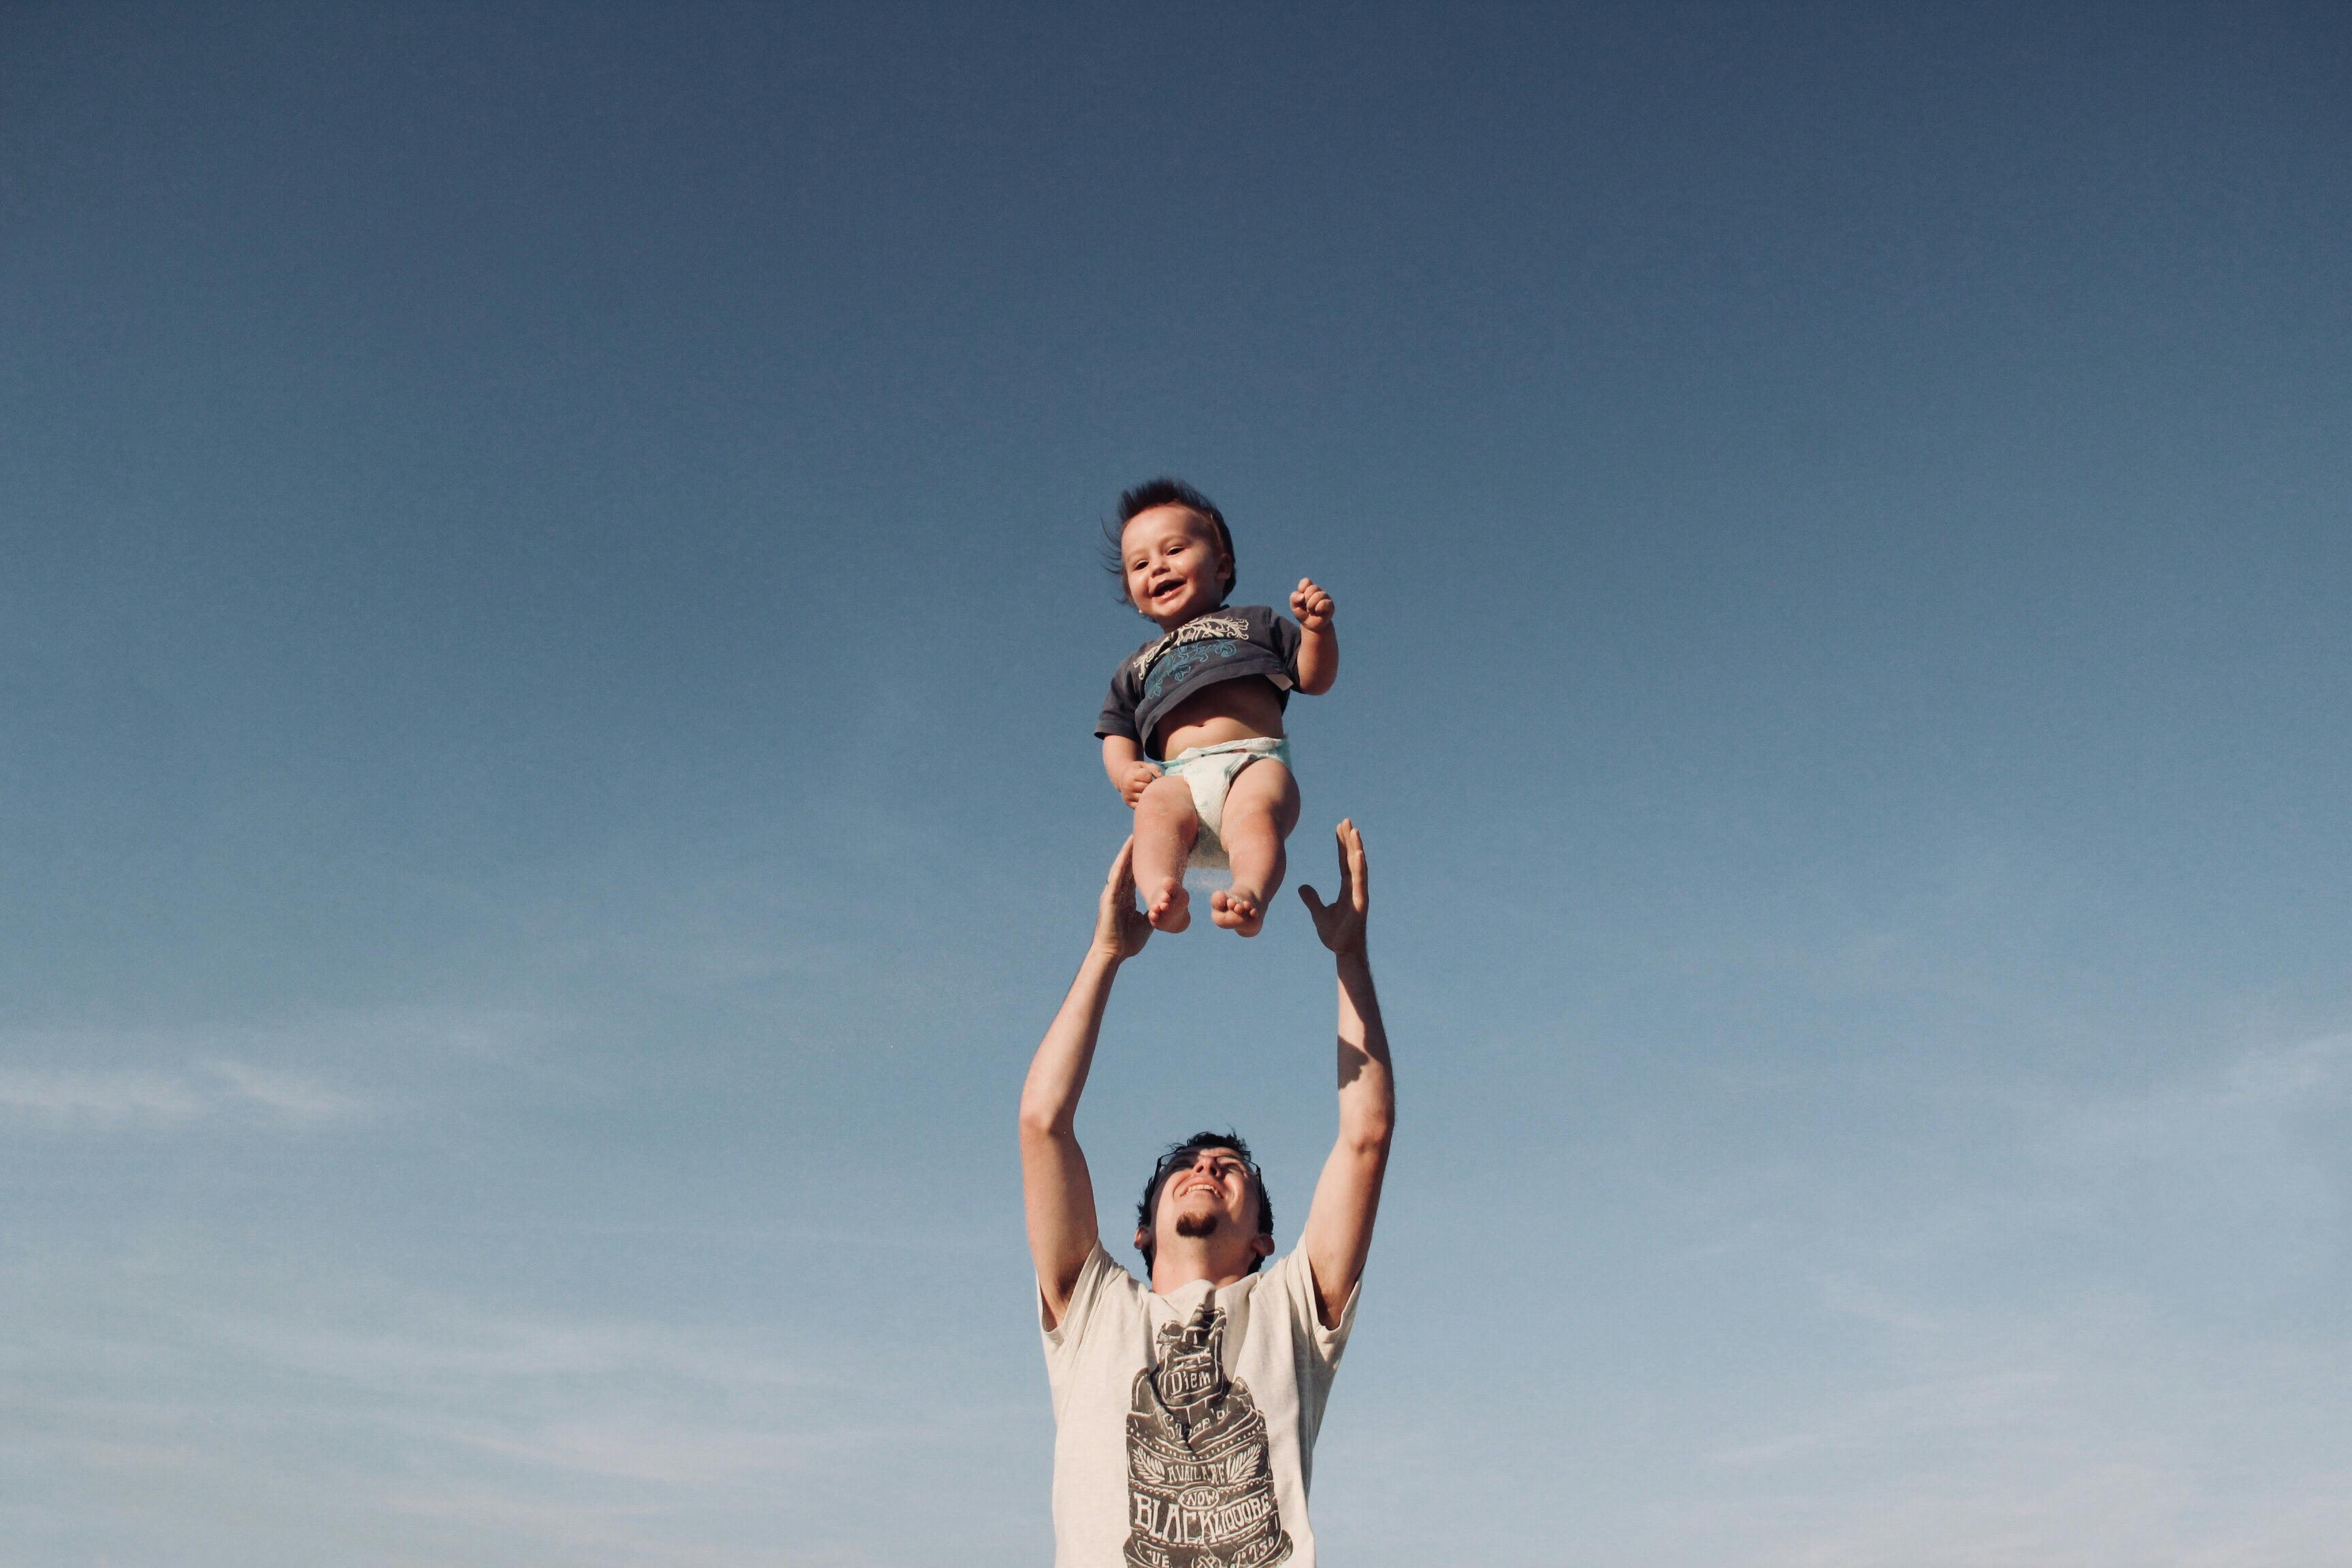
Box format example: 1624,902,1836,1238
1152,676,1289,759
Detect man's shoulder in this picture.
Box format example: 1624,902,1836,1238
1077,1240,1146,1294
1046,1243,1147,1348
1258,1245,1318,1304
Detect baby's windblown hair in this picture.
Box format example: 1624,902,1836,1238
1102,476,1237,603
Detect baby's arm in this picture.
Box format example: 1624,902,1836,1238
1291,578,1339,695
1102,735,1161,807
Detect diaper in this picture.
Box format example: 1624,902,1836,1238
1159,737,1292,871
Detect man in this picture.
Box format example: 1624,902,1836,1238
1019,820,1395,1567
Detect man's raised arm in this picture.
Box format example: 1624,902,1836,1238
1020,839,1152,1328
1297,820,1395,1329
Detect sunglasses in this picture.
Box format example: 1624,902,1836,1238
1153,1149,1259,1188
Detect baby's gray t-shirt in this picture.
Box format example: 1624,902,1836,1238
1096,605,1305,760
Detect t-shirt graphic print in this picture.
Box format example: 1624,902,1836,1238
1039,1245,1355,1567
1124,1300,1292,1568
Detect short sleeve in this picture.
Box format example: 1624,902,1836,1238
1271,1246,1357,1370
1039,1243,1145,1419
1095,670,1140,741
1265,612,1305,687
1042,1243,1115,1349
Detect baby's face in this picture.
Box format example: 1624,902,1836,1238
1121,505,1230,629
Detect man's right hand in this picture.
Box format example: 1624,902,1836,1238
1095,838,1154,962
1117,760,1163,808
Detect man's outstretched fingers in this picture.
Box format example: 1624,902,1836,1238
1328,821,1354,906
1096,836,1154,958
1102,838,1138,915
1341,819,1367,909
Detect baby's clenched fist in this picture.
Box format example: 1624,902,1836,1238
1291,577,1335,630
1119,761,1163,808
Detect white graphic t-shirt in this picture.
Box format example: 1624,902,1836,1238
1039,1243,1357,1567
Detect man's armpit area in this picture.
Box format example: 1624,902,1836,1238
1040,1243,1117,1347
1301,1251,1362,1342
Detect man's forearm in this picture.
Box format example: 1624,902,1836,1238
1020,947,1122,1136
1022,943,1123,1322
1028,840,1148,1321
1333,949,1394,1148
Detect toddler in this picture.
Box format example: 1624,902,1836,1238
1095,478,1337,936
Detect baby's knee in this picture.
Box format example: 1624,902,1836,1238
1138,774,1197,817
1230,762,1299,820
1222,798,1294,845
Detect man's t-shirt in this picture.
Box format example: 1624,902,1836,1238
1039,1243,1356,1568
1096,605,1305,760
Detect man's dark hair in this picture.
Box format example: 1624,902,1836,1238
1102,477,1237,603
1135,1130,1273,1275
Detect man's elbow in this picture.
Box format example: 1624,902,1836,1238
1339,1111,1394,1158
1017,1097,1073,1141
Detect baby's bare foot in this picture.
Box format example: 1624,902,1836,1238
1211,887,1266,937
1146,877,1192,932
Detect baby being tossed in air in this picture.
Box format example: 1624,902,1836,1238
1096,478,1337,936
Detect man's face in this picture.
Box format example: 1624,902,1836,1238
1141,1146,1269,1265
1121,505,1230,630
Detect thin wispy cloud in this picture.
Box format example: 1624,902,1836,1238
1690,1032,2352,1566
0,1005,577,1130
1708,1298,2352,1568
2056,1031,2352,1149
222,1305,821,1391
0,1071,208,1125
2024,1032,2350,1241
0,1062,355,1128
1,1251,1032,1566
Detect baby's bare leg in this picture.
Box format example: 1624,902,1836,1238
1209,760,1300,937
1133,774,1199,932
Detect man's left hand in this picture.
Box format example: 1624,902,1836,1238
1298,819,1369,956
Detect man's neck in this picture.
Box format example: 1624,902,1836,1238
1148,1245,1259,1296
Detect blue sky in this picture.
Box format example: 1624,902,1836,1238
4,4,2349,1563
